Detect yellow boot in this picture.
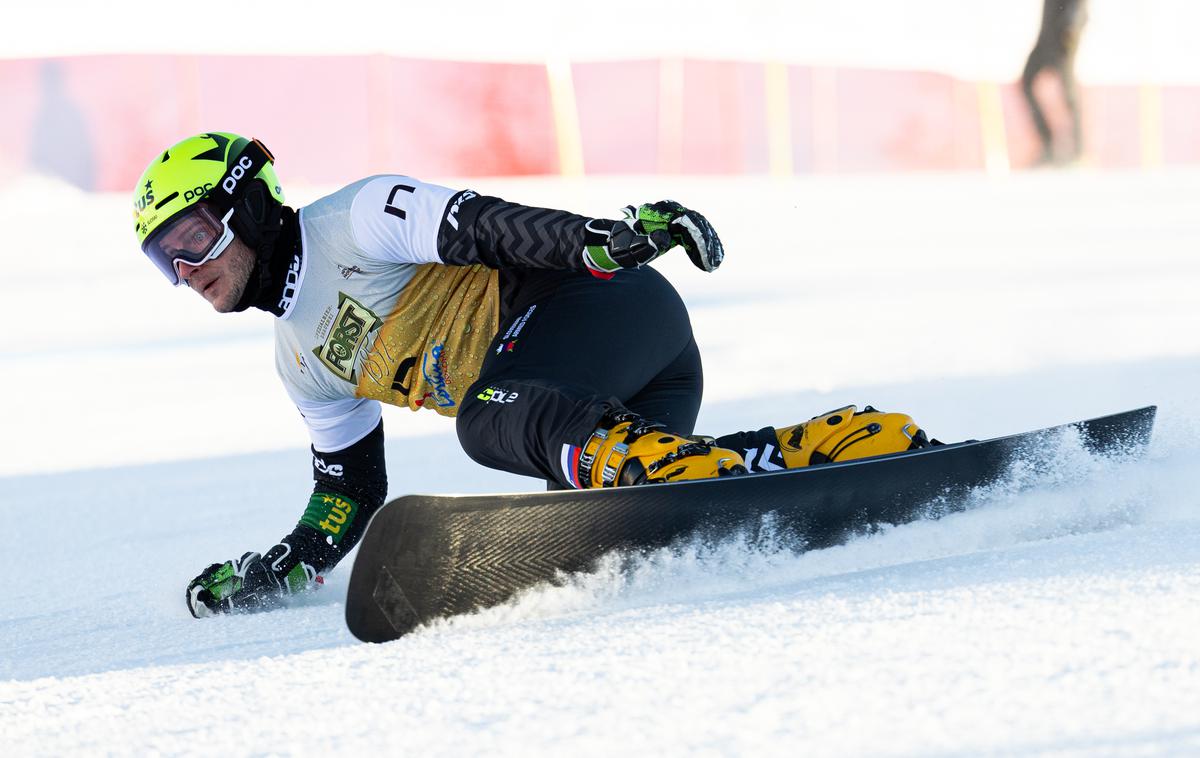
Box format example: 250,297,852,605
774,405,930,468
580,414,746,487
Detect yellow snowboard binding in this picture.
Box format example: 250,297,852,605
580,413,747,487
775,405,930,467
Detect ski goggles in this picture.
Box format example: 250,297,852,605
142,204,236,286
141,137,275,286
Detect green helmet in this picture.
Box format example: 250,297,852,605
133,132,285,284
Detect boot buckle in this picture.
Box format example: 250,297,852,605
601,442,629,486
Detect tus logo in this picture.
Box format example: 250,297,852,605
301,494,357,546
133,180,155,214
319,497,352,536
313,293,380,383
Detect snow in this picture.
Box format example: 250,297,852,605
2,170,1199,755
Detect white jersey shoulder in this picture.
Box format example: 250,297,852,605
273,175,458,452
348,175,455,266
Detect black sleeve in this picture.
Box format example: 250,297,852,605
436,190,592,270
266,420,388,579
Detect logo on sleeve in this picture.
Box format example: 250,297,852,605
300,493,358,546
313,455,344,477
312,292,381,383
445,190,477,231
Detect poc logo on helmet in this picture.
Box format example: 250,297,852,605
221,155,254,195
183,183,214,203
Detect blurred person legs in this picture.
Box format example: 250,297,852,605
1022,0,1089,165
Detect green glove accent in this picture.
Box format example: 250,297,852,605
284,562,312,594
628,202,678,234
197,560,242,602
583,243,618,273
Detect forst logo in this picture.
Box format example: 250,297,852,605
221,155,254,195
313,292,381,383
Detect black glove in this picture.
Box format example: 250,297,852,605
582,201,724,275
185,547,319,618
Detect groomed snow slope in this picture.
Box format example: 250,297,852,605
2,171,1198,755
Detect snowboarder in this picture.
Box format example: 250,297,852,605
132,132,929,616
1022,0,1089,165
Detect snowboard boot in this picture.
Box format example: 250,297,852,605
774,405,931,468
579,411,747,487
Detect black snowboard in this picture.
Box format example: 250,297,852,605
346,406,1156,643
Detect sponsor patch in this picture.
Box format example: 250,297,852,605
421,342,456,409
560,444,584,488
313,455,344,477
300,493,359,546
445,190,478,230
501,304,537,341
476,386,519,404
312,292,381,383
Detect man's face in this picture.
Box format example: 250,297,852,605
176,235,256,313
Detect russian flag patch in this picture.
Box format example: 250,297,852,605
560,444,584,489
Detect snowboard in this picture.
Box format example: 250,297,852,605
346,406,1156,643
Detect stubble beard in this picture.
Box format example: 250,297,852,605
210,243,257,313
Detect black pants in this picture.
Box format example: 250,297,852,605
457,268,704,488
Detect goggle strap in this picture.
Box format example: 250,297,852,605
206,137,275,213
